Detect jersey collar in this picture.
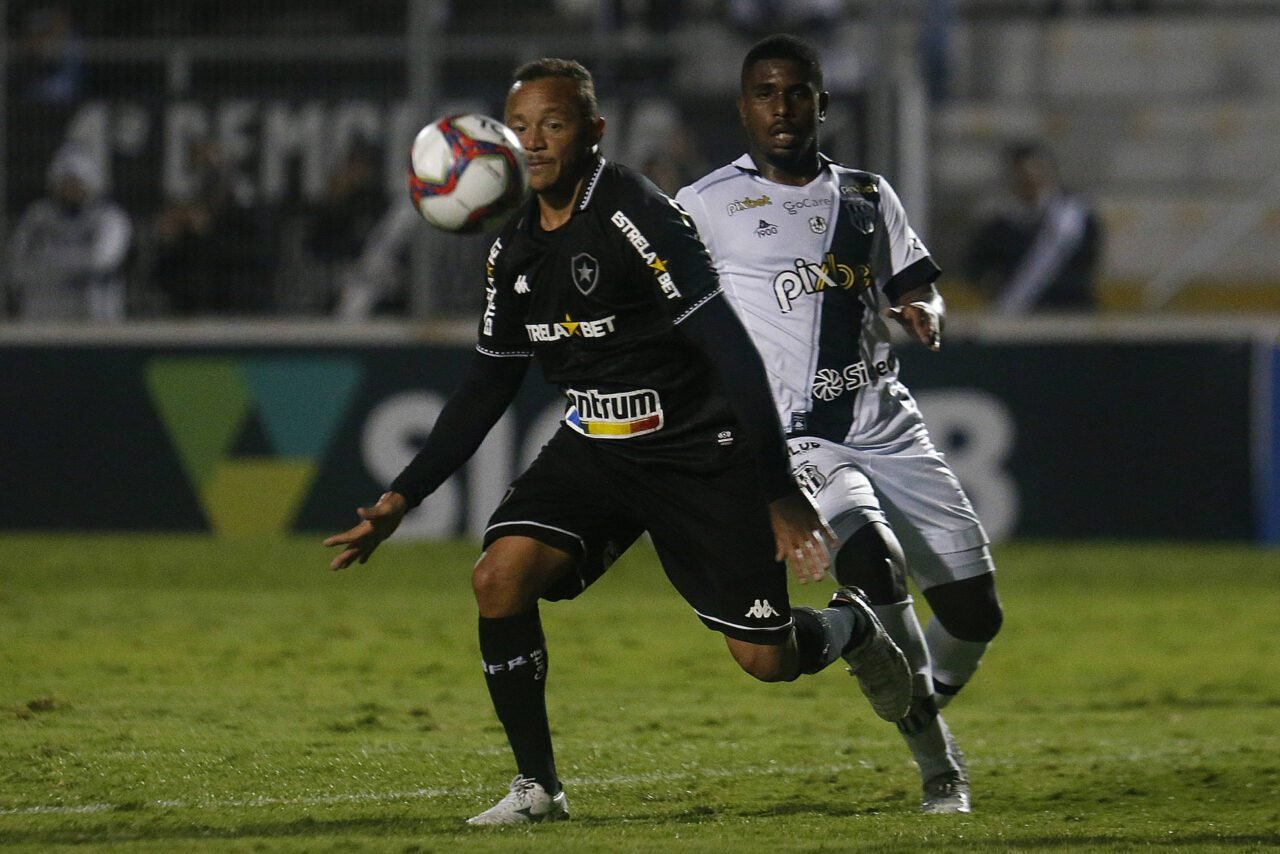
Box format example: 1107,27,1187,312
732,152,836,177
575,154,607,213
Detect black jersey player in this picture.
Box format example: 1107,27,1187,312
324,58,911,825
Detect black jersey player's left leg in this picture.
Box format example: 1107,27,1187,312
466,535,576,826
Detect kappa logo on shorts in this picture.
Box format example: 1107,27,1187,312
745,599,781,619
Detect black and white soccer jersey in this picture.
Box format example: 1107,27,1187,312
676,155,940,446
480,155,740,465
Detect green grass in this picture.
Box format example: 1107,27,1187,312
1,536,1278,852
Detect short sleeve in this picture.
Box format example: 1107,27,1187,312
878,177,941,302
476,233,534,358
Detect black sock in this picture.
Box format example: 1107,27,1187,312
934,678,963,700
792,605,866,675
478,610,558,792
896,693,940,737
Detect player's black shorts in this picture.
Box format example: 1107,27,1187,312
483,426,793,644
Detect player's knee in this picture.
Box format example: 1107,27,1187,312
739,657,797,683
472,536,574,616
834,520,909,604
924,572,1003,642
471,552,540,617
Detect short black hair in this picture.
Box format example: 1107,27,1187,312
511,57,599,121
740,34,824,91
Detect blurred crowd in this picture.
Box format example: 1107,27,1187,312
0,0,1135,322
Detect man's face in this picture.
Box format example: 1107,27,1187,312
738,58,826,174
504,76,601,197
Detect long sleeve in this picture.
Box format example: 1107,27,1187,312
389,349,530,508
677,293,797,501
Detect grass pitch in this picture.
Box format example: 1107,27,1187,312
1,535,1277,852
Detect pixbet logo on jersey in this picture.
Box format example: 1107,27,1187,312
772,255,872,312
726,194,772,216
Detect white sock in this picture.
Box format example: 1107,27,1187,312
871,599,932,697
907,710,962,782
924,618,989,708
874,600,961,781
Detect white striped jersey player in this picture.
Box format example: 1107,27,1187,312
676,155,993,591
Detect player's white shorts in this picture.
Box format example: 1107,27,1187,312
787,429,993,591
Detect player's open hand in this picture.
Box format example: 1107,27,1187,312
889,301,942,351
768,491,837,584
323,491,408,571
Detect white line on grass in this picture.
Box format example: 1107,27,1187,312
0,760,875,817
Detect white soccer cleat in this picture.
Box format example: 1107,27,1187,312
831,587,913,722
466,775,570,826
921,769,971,814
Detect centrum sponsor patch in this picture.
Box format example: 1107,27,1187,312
564,387,665,438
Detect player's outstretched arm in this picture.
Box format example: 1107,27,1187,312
678,295,835,581
324,491,408,570
889,284,945,352
323,350,529,571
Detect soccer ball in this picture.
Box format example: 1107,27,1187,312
407,113,529,234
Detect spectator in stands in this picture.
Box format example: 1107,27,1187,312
305,138,388,311
7,5,87,231
966,140,1103,314
6,145,132,321
12,4,84,106
330,201,417,320
149,141,276,315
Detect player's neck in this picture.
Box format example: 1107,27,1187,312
537,196,574,231
752,151,823,187
535,173,588,231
